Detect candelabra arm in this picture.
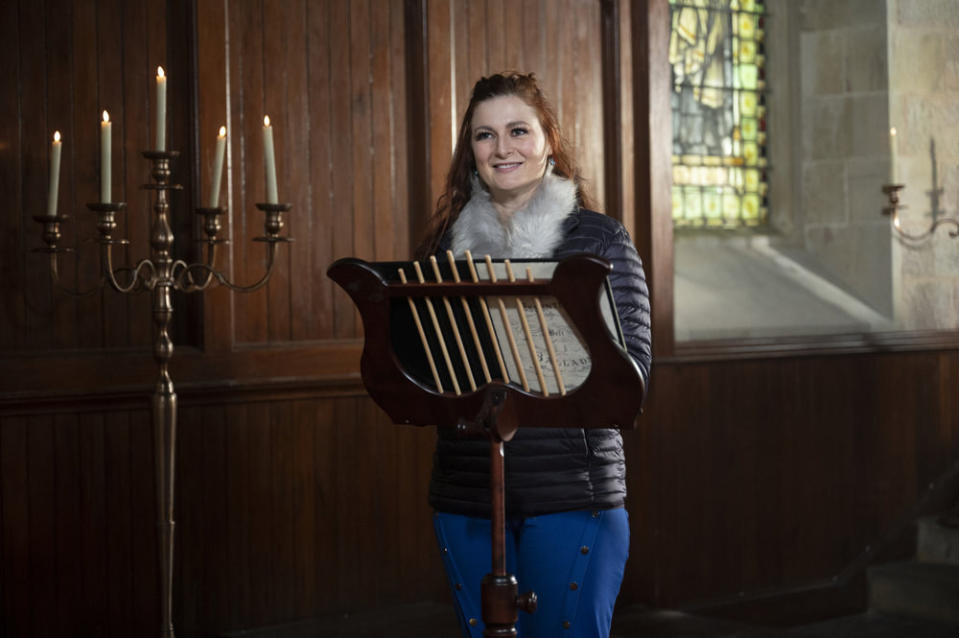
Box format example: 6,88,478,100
895,216,959,242
170,243,219,292
32,214,105,297
103,243,156,293
44,251,106,297
198,242,219,288
173,241,279,293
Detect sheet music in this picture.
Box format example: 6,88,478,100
377,257,623,395
478,260,620,394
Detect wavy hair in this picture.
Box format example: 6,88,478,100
415,72,592,258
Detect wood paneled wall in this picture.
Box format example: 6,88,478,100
205,0,411,344
173,396,442,634
628,351,959,607
2,410,157,637
3,1,959,637
422,0,611,216
1,0,173,355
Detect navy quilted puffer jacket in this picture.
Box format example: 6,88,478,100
429,208,652,518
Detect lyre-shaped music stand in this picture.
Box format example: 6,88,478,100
328,254,645,637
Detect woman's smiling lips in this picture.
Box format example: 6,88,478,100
494,161,523,171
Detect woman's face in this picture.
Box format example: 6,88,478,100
470,94,552,207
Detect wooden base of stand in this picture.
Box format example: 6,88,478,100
465,387,538,636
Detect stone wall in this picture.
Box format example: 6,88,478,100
675,0,959,339
890,0,959,329
790,0,895,316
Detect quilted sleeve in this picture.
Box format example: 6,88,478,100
601,223,652,386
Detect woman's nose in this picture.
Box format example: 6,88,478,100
495,136,512,156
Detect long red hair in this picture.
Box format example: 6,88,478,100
415,72,592,258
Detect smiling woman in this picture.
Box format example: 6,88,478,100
469,95,552,219
414,72,652,638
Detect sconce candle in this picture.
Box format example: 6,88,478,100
100,111,111,203
889,127,898,184
263,116,278,204
208,126,227,208
47,131,62,217
156,66,167,151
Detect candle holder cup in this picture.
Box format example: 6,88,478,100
31,214,72,253
194,207,228,245
86,202,130,245
254,202,294,243
881,183,905,217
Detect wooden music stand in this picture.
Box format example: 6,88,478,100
328,253,645,637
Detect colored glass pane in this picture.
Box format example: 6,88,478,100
669,0,768,228
723,192,740,218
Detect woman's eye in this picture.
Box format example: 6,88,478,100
474,131,492,141
511,127,528,136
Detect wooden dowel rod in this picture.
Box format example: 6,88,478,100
465,250,509,383
485,255,529,392
399,268,444,393
413,261,461,395
430,256,477,392
447,251,492,385
505,260,548,396
527,267,566,396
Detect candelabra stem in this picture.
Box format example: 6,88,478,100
154,375,176,638
145,150,179,638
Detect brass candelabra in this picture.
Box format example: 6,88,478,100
33,149,291,638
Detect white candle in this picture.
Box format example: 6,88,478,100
208,126,227,208
889,127,898,184
100,111,111,203
263,115,278,204
47,131,62,217
156,66,167,151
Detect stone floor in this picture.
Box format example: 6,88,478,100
611,607,959,638
222,603,959,638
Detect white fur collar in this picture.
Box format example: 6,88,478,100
449,172,577,259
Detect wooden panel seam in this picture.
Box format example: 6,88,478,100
0,375,368,416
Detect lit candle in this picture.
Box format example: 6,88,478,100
889,127,898,184
208,125,227,208
156,66,167,151
47,131,62,217
263,115,278,204
100,111,111,203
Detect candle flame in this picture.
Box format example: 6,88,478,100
53,131,61,142
157,66,165,79
218,125,226,137
102,110,110,123
893,215,901,229
264,115,271,127
890,127,897,137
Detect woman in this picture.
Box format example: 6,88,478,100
417,72,651,638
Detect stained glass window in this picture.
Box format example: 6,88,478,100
668,0,768,228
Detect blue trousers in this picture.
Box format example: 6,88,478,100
433,508,629,638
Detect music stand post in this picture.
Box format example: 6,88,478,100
328,254,645,637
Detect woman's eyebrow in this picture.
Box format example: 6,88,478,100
472,120,530,132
